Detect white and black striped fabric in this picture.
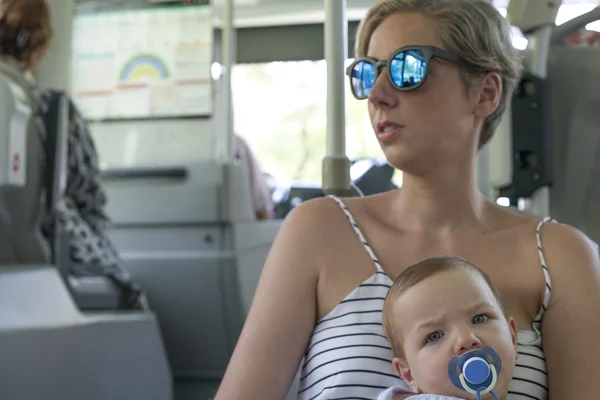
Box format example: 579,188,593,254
296,196,551,400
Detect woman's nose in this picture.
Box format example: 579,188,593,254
367,69,398,110
453,330,482,356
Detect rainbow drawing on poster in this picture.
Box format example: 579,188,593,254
119,54,170,82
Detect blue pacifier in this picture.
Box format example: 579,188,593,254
448,346,501,400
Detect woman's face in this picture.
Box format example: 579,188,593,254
366,12,481,175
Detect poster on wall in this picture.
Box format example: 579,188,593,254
71,4,212,120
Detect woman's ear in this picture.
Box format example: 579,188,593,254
392,357,421,393
507,316,519,359
473,72,502,119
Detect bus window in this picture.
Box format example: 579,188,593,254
232,60,387,186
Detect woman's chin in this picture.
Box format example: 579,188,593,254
381,149,417,173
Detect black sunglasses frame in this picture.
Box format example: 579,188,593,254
345,45,466,100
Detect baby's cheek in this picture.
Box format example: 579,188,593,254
498,364,515,390
499,348,517,381
414,363,454,394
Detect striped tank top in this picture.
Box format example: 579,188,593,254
296,195,551,400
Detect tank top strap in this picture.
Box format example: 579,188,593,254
329,195,385,273
532,216,556,336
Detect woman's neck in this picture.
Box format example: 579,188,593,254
389,161,490,235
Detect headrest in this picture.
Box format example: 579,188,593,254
0,73,31,188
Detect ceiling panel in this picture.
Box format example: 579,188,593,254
75,0,600,28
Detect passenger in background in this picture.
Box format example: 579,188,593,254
0,0,146,309
235,135,275,220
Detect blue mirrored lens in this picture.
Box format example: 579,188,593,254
390,49,427,89
350,61,376,98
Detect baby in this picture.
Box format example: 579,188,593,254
378,256,518,400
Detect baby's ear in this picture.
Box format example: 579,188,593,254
392,357,421,393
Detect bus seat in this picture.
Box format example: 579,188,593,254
39,90,126,310
0,60,49,264
0,266,173,400
103,161,282,399
0,60,173,399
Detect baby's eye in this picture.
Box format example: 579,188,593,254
472,314,489,324
426,331,443,343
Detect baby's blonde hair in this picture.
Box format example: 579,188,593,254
355,0,523,149
382,255,503,358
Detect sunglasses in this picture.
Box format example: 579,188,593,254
346,45,467,100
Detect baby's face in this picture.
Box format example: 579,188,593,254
391,268,518,399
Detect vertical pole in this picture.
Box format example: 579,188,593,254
322,0,358,196
35,0,75,92
325,0,346,159
222,0,236,163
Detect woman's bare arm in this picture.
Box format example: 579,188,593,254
214,198,335,400
541,223,600,399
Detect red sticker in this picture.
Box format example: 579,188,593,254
12,153,20,172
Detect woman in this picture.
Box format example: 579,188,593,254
216,0,600,399
0,0,146,309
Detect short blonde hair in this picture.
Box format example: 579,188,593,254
355,0,523,149
382,256,502,358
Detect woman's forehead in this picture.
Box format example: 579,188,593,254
367,12,441,59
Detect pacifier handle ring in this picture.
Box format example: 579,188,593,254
459,365,498,397
481,365,498,395
476,387,499,400
459,374,477,395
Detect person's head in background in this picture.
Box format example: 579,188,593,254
352,0,522,177
234,135,275,220
0,0,52,72
382,256,518,399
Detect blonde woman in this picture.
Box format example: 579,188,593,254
215,0,600,398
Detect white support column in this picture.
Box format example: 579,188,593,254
35,0,75,92
325,0,347,159
221,0,236,164
322,0,357,196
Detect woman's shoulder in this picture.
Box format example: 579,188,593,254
537,220,599,268
37,89,80,119
508,212,600,305
332,191,395,219
278,196,356,242
286,195,345,221
278,195,384,257
493,200,599,257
